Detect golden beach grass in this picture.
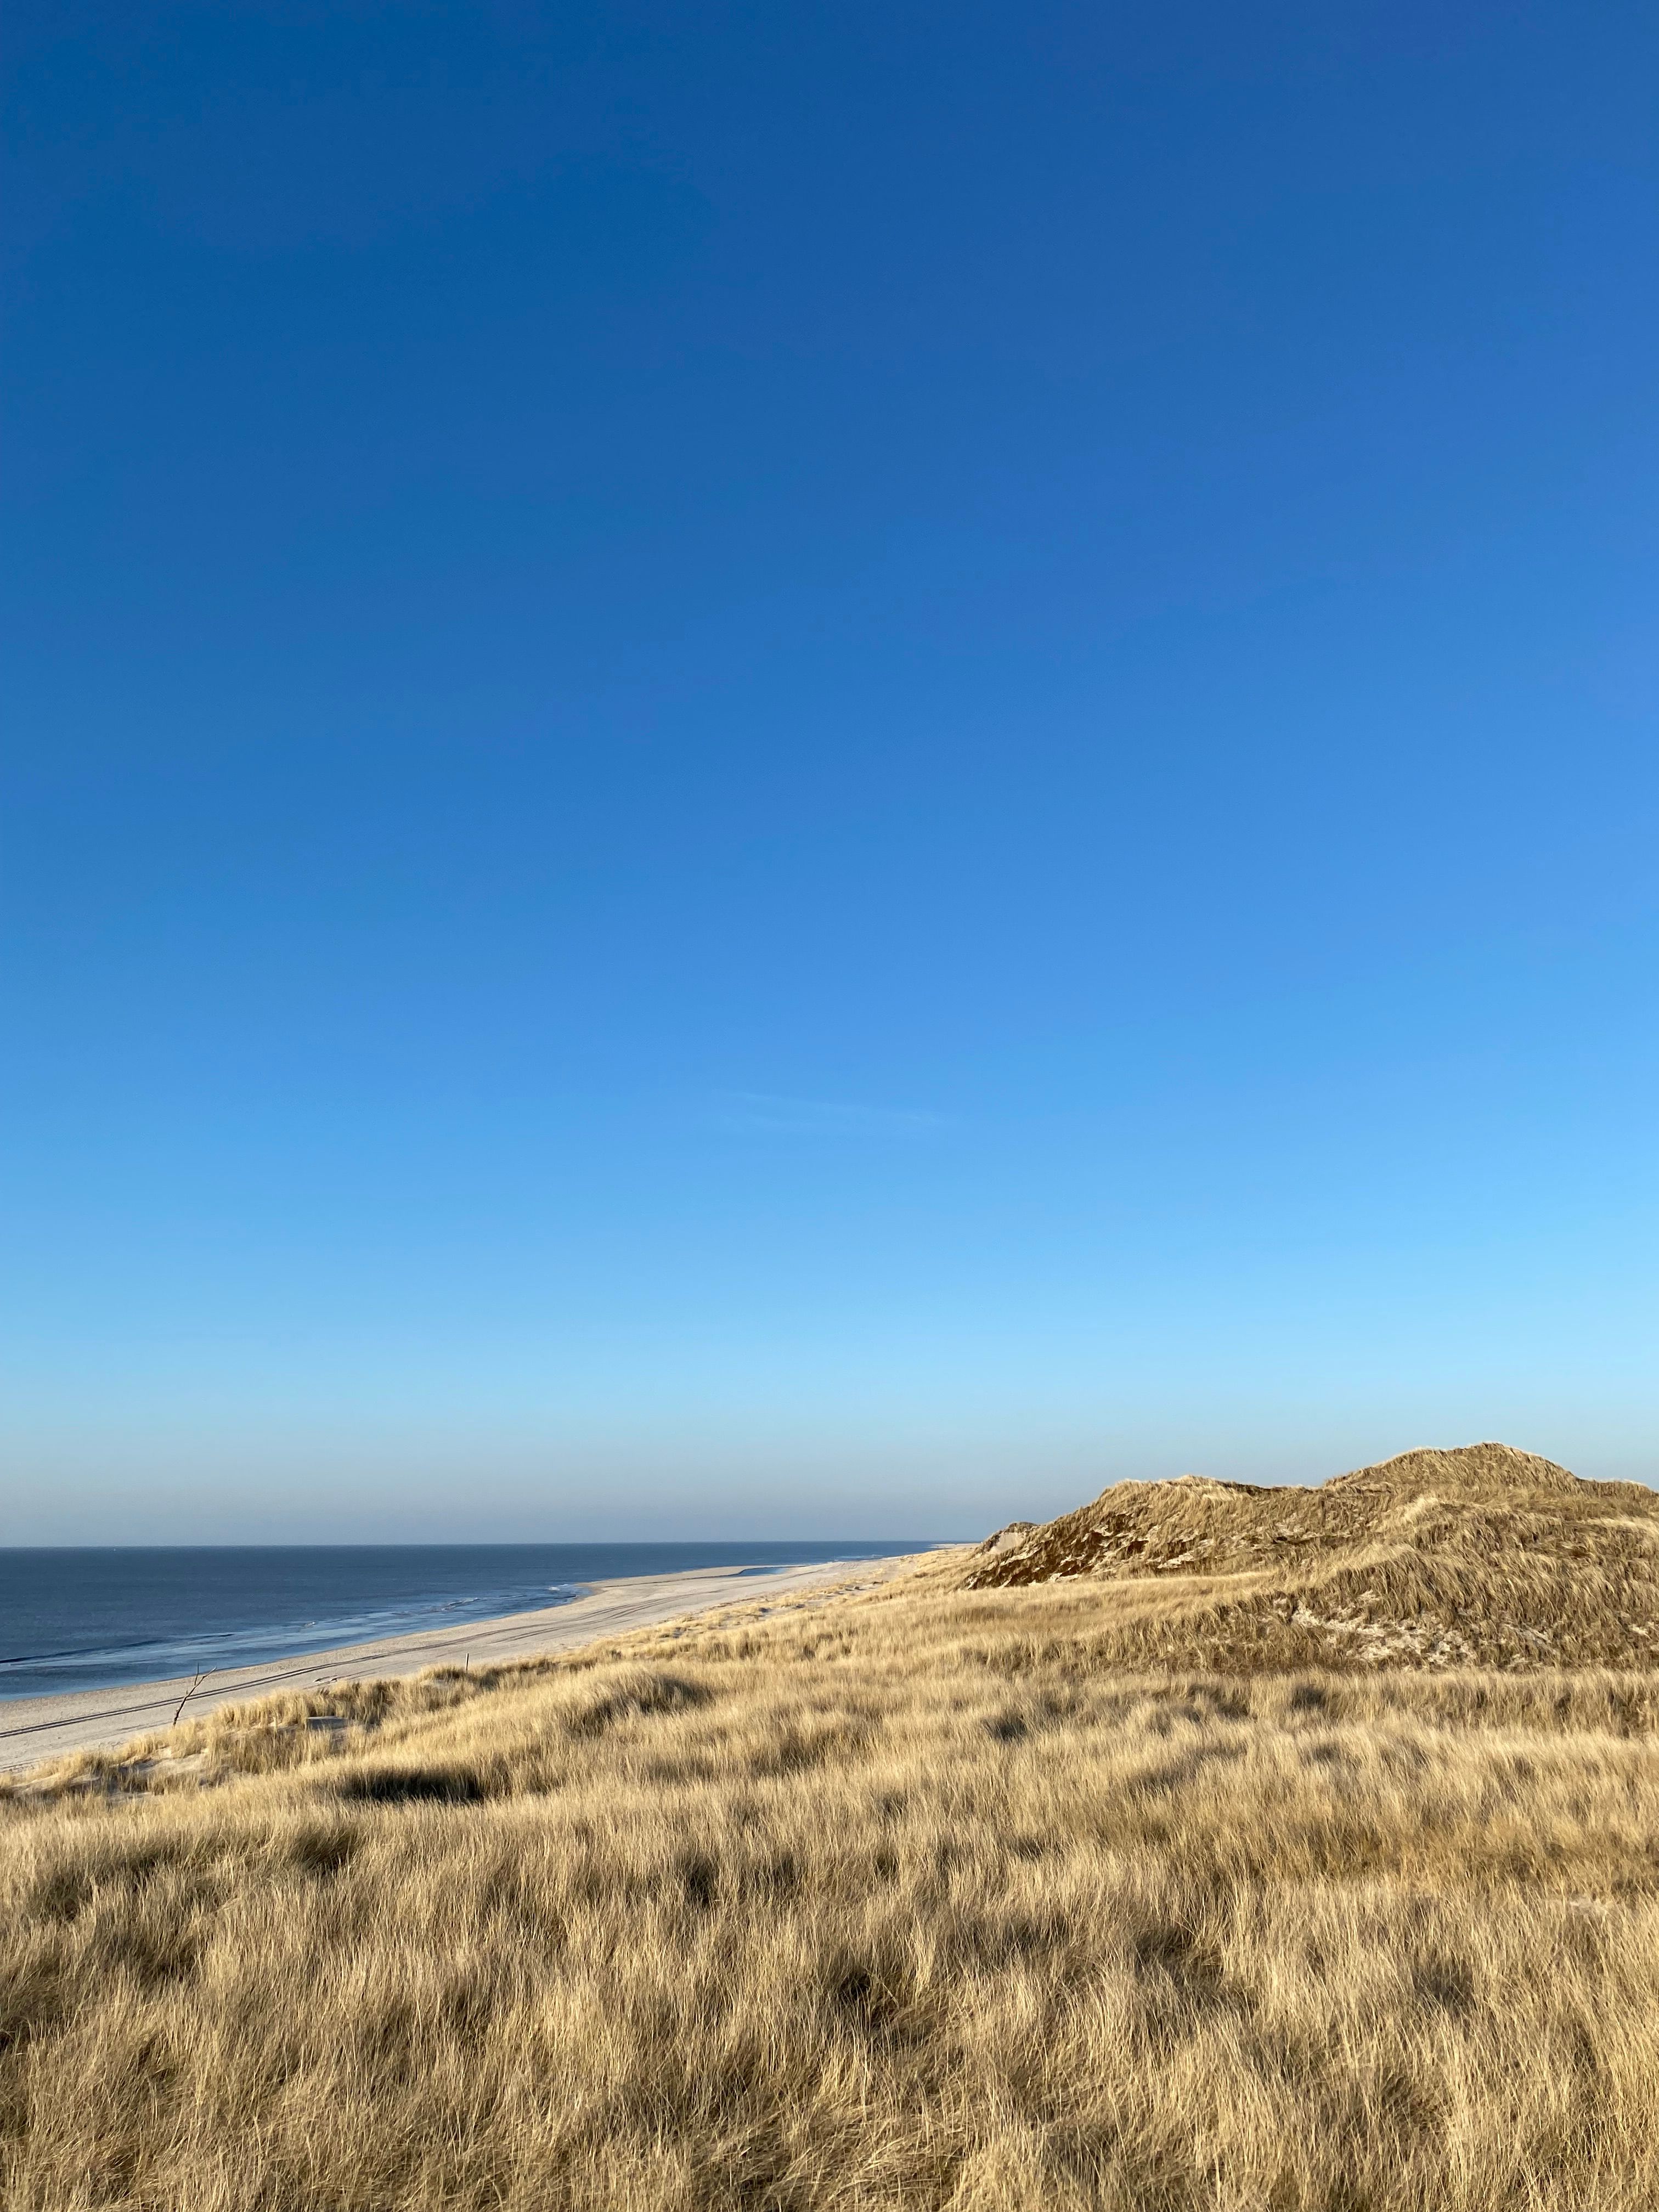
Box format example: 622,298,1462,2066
4,1449,1659,2209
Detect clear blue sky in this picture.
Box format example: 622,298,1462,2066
4,1,1656,1541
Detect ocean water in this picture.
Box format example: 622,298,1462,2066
0,1542,921,1701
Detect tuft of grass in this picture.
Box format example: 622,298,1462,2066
4,1545,1659,2206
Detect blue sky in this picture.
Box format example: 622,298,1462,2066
3,0,1656,1541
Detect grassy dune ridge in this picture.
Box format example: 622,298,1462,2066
4,1449,1659,2208
962,1443,1659,1672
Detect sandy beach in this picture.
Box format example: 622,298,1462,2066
0,1556,909,1773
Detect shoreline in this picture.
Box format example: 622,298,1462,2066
0,1555,916,1773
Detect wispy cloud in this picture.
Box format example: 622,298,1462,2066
710,1091,945,1138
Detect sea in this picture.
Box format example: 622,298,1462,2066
0,1542,921,1701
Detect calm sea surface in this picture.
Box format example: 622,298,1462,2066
0,1543,921,1701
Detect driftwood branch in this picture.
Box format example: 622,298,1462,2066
171,1669,211,1726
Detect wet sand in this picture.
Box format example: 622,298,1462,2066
0,1556,912,1773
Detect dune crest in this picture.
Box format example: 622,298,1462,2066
961,1442,1659,1670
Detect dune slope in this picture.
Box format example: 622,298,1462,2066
960,1441,1659,1671
4,1465,1659,2209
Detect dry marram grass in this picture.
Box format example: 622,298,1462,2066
3,1443,1659,2208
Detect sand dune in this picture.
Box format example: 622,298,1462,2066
5,1456,1659,2208
959,1440,1659,1670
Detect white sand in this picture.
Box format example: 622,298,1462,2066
0,1557,910,1773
